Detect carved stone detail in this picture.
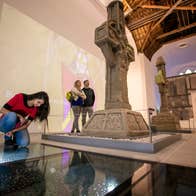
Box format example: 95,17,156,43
105,113,122,130
87,114,105,130
135,115,148,130
82,109,149,138
127,114,140,130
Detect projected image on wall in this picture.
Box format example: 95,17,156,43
0,3,105,132
61,48,104,132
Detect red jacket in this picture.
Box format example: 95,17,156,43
3,93,37,121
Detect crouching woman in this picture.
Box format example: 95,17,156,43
0,92,50,147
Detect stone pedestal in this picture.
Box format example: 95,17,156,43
151,112,180,131
82,109,149,138
152,56,180,132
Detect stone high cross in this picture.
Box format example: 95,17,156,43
82,0,149,138
152,56,180,131
95,0,134,110
155,56,169,113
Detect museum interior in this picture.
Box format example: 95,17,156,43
0,0,196,195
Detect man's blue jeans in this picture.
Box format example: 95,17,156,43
0,112,30,147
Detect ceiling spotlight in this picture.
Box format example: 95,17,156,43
178,43,188,48
185,69,192,74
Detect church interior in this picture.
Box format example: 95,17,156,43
0,0,196,195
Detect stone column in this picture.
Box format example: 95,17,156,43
156,57,169,113
152,56,180,131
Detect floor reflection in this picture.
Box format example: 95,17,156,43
64,152,95,195
0,147,46,195
131,164,196,196
0,144,196,196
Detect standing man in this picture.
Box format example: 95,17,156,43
82,80,95,126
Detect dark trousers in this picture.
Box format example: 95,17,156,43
82,107,93,126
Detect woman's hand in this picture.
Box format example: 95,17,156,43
17,114,26,125
81,94,86,100
5,130,14,137
81,91,86,100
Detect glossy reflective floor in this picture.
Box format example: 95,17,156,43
0,144,196,196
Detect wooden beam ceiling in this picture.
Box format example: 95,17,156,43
124,0,196,59
140,5,196,11
141,22,154,51
157,22,196,40
150,0,183,33
125,0,148,16
127,10,166,30
123,0,132,16
140,0,183,52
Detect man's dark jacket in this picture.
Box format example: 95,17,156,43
82,88,95,107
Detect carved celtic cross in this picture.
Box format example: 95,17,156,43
95,1,135,110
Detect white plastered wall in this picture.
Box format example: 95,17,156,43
126,29,156,123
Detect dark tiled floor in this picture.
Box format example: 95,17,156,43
0,144,196,196
0,143,63,164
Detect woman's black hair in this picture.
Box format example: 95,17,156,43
27,91,50,122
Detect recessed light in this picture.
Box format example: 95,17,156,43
185,69,192,74
178,43,188,48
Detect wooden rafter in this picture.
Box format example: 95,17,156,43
163,32,196,45
123,0,132,10
150,0,183,33
125,0,148,16
141,0,183,52
156,22,196,39
127,10,166,30
141,5,196,11
123,0,132,16
141,22,154,51
133,0,148,9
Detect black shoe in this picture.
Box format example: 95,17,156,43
76,130,81,133
4,139,14,146
4,139,15,150
71,130,74,133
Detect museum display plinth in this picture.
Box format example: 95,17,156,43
42,133,182,153
82,109,149,138
151,112,180,131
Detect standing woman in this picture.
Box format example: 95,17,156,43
0,91,50,147
71,80,86,133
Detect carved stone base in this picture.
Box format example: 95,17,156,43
81,109,149,138
106,102,132,110
151,112,180,131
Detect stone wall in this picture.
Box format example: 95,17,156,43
167,73,196,120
